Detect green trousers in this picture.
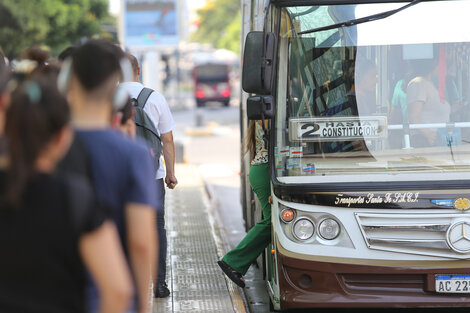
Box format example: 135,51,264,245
222,163,271,275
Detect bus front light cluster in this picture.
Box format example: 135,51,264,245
293,218,315,240
278,204,348,245
318,218,341,240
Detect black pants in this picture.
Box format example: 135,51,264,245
155,178,167,284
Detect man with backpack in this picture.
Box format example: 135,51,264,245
120,52,177,298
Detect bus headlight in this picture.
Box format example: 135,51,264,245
292,218,315,240
318,218,340,240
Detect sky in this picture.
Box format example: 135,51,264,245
109,0,119,14
108,0,208,15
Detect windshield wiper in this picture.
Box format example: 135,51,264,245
298,0,423,36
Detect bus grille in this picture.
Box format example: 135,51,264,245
340,274,426,294
355,213,470,259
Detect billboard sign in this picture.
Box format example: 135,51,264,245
123,0,179,49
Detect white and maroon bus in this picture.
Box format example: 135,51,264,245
193,62,231,107
240,0,470,310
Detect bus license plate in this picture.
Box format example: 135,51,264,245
435,275,470,293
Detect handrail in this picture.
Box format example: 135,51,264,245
388,122,470,130
387,122,469,149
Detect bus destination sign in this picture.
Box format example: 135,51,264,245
289,117,387,142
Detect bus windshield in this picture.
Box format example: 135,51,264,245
275,0,470,184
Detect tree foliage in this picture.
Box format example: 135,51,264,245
218,11,241,54
0,0,112,59
191,0,241,54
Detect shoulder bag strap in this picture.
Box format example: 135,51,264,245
136,87,154,109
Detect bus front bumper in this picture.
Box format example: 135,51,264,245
277,251,470,310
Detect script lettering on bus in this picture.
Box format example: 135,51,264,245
365,193,383,204
389,192,419,203
335,192,419,207
334,194,365,207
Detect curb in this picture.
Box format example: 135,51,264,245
202,171,274,313
184,122,221,137
202,175,249,313
184,127,214,136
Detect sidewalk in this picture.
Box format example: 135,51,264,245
201,167,273,313
153,164,247,313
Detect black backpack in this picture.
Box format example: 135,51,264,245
132,87,162,169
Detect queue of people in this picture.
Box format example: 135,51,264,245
0,39,177,313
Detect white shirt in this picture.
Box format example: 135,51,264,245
120,82,176,179
407,77,450,124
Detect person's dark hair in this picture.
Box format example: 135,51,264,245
21,46,50,66
342,60,356,92
0,62,10,94
7,62,60,96
119,97,135,125
5,75,70,207
58,46,76,62
72,40,124,92
344,58,375,91
410,58,439,77
125,53,139,77
30,62,61,82
0,49,5,68
245,120,256,161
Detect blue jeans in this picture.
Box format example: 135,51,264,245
155,178,167,285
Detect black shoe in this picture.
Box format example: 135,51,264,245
154,282,170,298
217,260,245,288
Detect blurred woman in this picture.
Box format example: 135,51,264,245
0,75,133,313
217,120,270,287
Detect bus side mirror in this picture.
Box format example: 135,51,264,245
242,31,276,95
247,96,274,120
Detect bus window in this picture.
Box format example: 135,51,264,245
275,2,470,182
